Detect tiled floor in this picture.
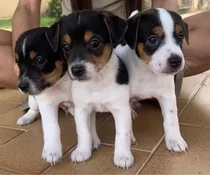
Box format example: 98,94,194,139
0,71,210,174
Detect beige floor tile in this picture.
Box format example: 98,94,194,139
97,102,164,151
44,145,150,174
0,107,40,130
140,125,210,174
180,74,207,101
203,74,210,86
0,110,109,174
177,99,188,112
180,86,210,127
0,89,27,104
0,169,21,174
0,127,23,146
0,101,19,115
0,123,49,174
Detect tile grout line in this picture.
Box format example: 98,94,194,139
0,131,24,149
0,125,27,132
101,143,152,153
135,135,165,175
0,105,21,116
0,166,23,174
96,115,112,128
41,145,77,175
180,122,210,129
0,100,23,105
179,75,209,117
0,123,41,149
135,76,210,174
41,116,114,174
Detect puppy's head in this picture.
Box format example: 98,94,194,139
15,23,67,95
125,8,189,75
59,10,127,80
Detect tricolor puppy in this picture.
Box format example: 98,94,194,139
115,8,189,152
60,10,134,168
15,25,100,164
15,25,71,164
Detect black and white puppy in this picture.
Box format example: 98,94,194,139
15,26,100,164
15,26,72,164
115,8,189,152
60,10,134,168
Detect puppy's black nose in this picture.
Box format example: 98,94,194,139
18,81,29,91
168,55,182,69
71,64,85,77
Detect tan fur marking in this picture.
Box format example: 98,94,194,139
42,61,63,84
15,53,19,62
64,34,71,44
84,31,94,43
29,51,37,60
152,27,164,37
137,43,152,64
175,24,182,34
87,44,112,69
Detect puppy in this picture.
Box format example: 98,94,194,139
59,10,134,168
115,8,189,152
15,25,100,164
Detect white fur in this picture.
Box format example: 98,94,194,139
71,53,134,168
22,37,27,57
150,8,185,74
17,73,101,164
130,10,139,17
115,9,188,152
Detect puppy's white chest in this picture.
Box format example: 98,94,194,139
36,74,72,106
75,85,111,112
130,69,174,99
72,80,128,113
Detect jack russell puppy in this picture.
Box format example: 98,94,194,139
59,10,134,168
15,25,100,164
115,8,189,152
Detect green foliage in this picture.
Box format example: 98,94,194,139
48,0,62,19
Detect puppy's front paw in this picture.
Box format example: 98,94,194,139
42,143,62,164
17,115,35,126
92,137,101,151
70,147,92,163
114,151,134,169
131,134,137,145
165,135,188,152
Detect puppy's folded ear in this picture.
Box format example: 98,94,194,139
45,20,61,52
101,11,127,47
180,20,189,45
124,13,141,50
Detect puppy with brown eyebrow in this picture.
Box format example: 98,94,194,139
58,10,134,168
115,8,189,152
15,25,100,164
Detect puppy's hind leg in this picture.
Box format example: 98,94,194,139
90,111,101,150
17,96,39,126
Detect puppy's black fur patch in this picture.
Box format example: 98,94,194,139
15,26,67,95
125,9,165,56
59,10,128,82
116,57,129,85
124,9,189,58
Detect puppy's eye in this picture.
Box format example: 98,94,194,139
148,35,158,44
36,56,46,65
90,38,101,49
62,43,70,53
178,32,184,40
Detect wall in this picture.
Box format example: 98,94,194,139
0,0,50,19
